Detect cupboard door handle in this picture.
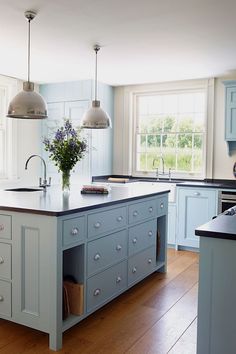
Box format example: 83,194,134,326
160,203,164,209
94,253,101,261
0,295,4,302
132,238,137,244
116,245,122,251
194,192,200,196
117,216,123,222
133,211,138,217
0,224,4,231
71,227,79,236
148,258,152,264
116,276,122,283
148,231,153,237
93,289,101,296
0,257,4,264
94,222,101,229
149,206,153,212
132,267,137,273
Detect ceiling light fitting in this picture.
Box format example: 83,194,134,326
81,45,111,129
7,10,47,119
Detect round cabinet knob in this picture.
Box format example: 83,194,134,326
160,203,164,209
132,238,137,244
117,216,123,222
0,224,4,231
148,258,152,264
71,227,79,236
0,257,4,264
94,253,101,261
0,295,4,302
94,222,101,229
132,267,137,273
149,206,153,213
116,276,122,283
148,231,153,237
194,192,200,196
93,289,101,296
133,211,138,217
116,245,122,251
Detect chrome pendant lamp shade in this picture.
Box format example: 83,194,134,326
7,11,47,119
82,45,111,129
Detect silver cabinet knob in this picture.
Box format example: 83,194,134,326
132,267,137,273
94,222,101,229
148,231,153,237
148,258,152,264
194,192,200,196
133,211,138,217
0,295,4,302
71,227,79,236
116,244,122,251
117,216,123,222
116,276,122,283
160,203,164,209
93,289,101,296
94,253,101,261
0,224,4,231
132,237,137,244
149,206,153,212
0,257,4,264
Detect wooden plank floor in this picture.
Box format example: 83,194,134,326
0,249,198,353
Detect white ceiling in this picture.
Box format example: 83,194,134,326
1,0,236,86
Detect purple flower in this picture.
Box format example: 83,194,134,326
65,120,72,132
55,129,65,141
70,129,77,138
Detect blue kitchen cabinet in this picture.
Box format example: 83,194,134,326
223,81,236,155
177,187,218,248
39,80,114,181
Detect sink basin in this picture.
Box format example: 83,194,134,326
5,188,43,192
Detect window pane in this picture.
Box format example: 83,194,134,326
177,152,192,172
178,134,193,149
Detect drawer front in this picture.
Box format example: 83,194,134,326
0,280,11,317
88,207,126,238
87,261,127,312
128,220,156,256
87,230,127,276
63,216,85,246
0,215,12,240
128,199,156,224
157,195,168,216
0,243,11,280
128,247,156,286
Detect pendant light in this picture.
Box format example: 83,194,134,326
82,45,111,129
7,11,47,119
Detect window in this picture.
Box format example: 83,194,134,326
134,89,207,178
0,86,8,177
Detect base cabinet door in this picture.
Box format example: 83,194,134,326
177,188,218,248
168,204,176,246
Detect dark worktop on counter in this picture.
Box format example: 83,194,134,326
0,183,170,217
195,214,236,241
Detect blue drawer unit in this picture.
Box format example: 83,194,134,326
63,216,86,247
87,230,127,276
88,206,126,238
128,247,156,286
86,260,127,312
128,199,157,224
128,220,156,256
157,195,168,216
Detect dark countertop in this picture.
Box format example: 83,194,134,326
0,183,170,217
195,214,236,241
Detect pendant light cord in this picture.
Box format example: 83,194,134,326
94,45,100,101
27,18,31,83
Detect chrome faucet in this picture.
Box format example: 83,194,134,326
25,155,51,189
153,156,171,180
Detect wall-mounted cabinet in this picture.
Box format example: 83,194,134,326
39,80,114,182
223,81,236,155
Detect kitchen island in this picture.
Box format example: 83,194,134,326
0,183,169,351
195,214,236,354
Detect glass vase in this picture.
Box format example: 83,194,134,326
62,170,71,193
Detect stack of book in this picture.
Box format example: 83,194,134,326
81,185,109,194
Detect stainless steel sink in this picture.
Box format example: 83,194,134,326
5,187,43,192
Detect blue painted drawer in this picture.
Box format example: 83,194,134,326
0,243,11,280
86,260,127,312
88,207,126,238
0,280,11,317
128,220,156,256
128,199,157,224
87,230,127,276
157,195,168,216
128,247,156,286
0,215,11,240
63,216,86,246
